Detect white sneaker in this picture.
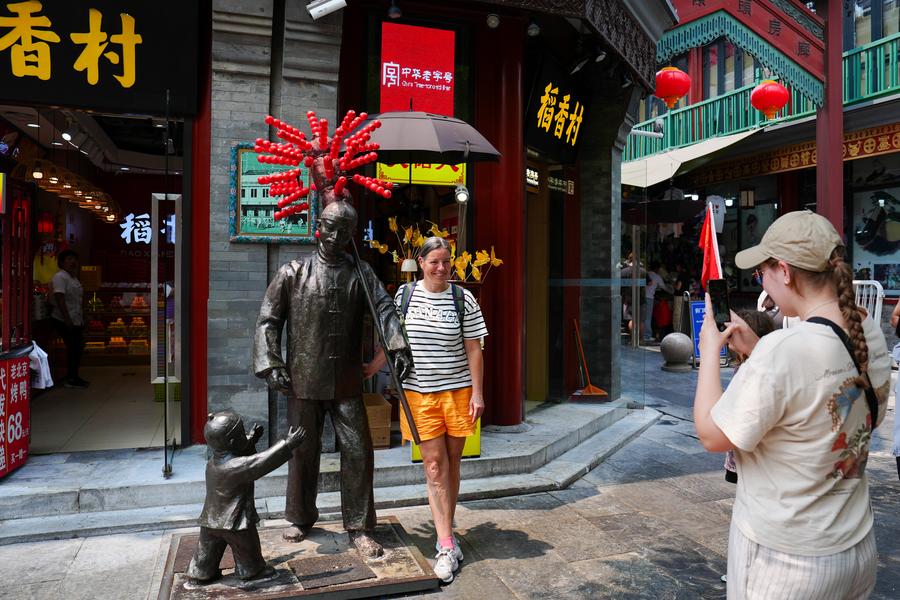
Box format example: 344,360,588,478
435,538,464,562
433,547,458,583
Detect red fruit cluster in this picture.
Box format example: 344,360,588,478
255,109,392,220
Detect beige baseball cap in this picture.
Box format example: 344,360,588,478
734,210,844,272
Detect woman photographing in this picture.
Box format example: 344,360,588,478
366,236,487,583
693,211,891,598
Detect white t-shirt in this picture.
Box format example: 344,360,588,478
50,269,84,326
711,317,891,556
645,271,671,299
395,284,488,393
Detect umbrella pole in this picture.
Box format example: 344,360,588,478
349,237,422,445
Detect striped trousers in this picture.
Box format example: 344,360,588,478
727,520,877,599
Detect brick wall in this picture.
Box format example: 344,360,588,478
576,85,643,400
208,0,342,433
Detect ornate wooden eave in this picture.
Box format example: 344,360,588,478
475,0,676,90
662,0,825,105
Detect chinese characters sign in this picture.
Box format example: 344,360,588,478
380,22,454,116
379,22,462,185
526,57,588,163
377,162,465,186
0,1,198,115
119,212,176,244
536,82,584,147
0,357,30,478
671,0,824,82
691,123,900,185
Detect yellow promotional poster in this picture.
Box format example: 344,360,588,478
0,172,5,213
377,162,466,186
411,418,481,462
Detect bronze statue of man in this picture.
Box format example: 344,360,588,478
253,199,411,558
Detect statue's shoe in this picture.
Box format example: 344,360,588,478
349,531,384,558
282,524,312,542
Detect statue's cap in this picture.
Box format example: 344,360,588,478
204,410,242,449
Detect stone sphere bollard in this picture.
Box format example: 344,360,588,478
660,332,693,372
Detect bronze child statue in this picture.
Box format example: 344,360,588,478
186,411,306,583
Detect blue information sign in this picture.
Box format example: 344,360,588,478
689,301,727,360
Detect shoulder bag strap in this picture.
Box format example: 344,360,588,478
807,316,879,429
450,283,465,336
400,281,416,319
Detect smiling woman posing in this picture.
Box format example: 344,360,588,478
366,236,487,583
693,211,891,599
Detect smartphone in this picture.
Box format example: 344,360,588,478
707,279,730,332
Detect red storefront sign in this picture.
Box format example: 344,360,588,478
380,22,455,115
0,357,30,477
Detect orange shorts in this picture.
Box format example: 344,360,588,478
400,387,476,442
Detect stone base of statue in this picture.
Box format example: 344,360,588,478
157,517,439,599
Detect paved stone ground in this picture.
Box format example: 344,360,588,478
1,346,898,599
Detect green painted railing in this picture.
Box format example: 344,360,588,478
625,32,900,162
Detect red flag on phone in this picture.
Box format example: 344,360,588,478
698,202,722,290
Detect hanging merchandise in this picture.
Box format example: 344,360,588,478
750,80,790,120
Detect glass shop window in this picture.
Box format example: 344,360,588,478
886,0,899,36
704,43,718,99
723,42,736,92
855,0,873,47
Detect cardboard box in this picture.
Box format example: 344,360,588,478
369,425,390,449
363,393,391,449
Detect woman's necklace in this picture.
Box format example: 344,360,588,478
803,299,838,320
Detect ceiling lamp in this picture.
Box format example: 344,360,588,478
526,21,540,37
387,0,401,19
486,13,500,28
654,66,691,109
751,79,789,120
32,160,43,179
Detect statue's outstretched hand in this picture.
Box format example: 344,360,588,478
266,367,292,393
390,348,414,382
286,425,307,450
247,423,264,445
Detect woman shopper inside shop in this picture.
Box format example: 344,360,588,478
693,210,891,598
50,249,89,389
366,236,487,584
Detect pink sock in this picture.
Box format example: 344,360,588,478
439,536,454,549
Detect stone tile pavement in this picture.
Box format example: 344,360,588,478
1,346,897,599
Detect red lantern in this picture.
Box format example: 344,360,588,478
750,79,789,120
37,211,54,235
654,67,691,109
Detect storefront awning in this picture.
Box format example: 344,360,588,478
621,129,761,188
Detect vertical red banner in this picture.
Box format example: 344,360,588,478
380,22,455,115
0,357,30,477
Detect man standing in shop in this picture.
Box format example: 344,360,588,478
253,199,412,558
50,250,88,388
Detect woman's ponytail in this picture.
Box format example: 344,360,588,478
830,248,869,389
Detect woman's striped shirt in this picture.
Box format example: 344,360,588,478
394,284,488,393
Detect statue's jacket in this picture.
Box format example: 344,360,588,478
199,440,292,530
253,252,407,400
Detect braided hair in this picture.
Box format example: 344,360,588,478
791,247,869,389
830,248,869,389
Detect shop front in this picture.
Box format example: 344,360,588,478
689,122,900,299
334,0,673,419
0,0,205,460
